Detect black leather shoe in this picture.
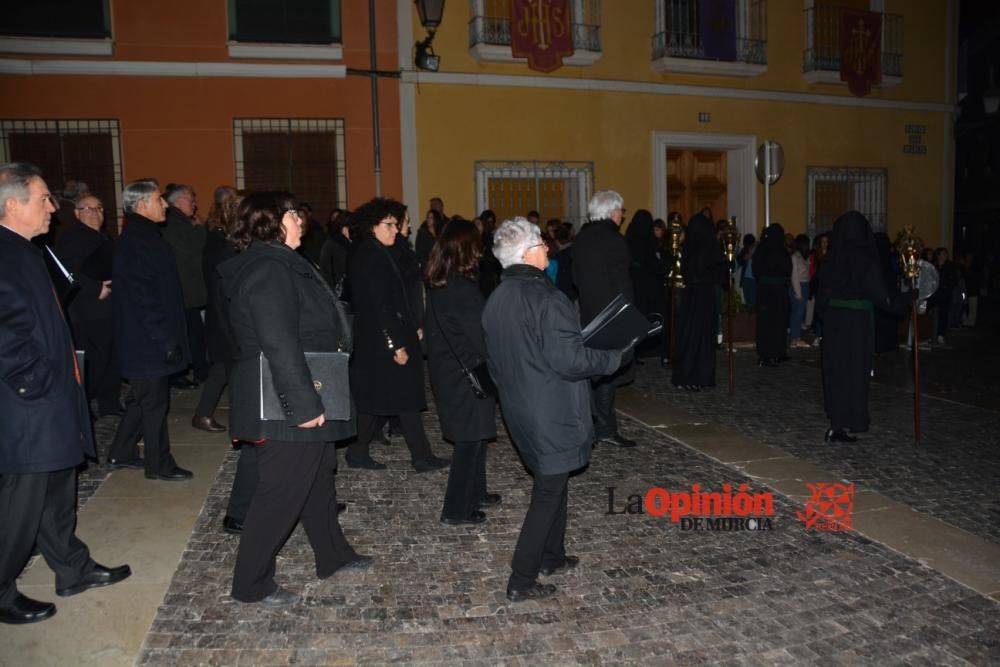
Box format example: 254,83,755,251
824,428,858,443
339,554,373,572
222,515,243,535
145,466,194,481
345,456,386,470
412,455,450,473
108,458,144,470
337,502,347,515
257,586,299,607
598,434,637,448
477,493,502,508
191,415,226,433
506,582,556,603
539,555,580,577
440,510,487,525
0,594,56,624
56,563,131,597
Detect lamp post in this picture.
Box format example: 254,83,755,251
897,225,924,442
414,0,445,71
720,216,741,394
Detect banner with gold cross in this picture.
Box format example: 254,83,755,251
510,0,575,73
839,8,882,97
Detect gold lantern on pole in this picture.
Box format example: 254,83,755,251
895,224,924,442
667,214,685,289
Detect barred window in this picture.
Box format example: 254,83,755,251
229,0,341,44
0,119,124,233
806,167,887,238
0,0,110,39
234,119,347,220
475,161,593,228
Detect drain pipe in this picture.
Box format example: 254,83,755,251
368,0,382,196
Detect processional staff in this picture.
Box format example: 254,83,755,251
666,214,685,365
720,217,741,394
896,225,923,442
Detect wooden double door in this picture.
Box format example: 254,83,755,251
666,149,727,223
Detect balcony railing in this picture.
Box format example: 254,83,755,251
651,0,767,76
803,5,903,80
468,0,602,63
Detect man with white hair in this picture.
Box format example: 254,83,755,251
0,162,131,625
571,190,638,448
483,217,625,602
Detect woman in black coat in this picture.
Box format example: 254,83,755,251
754,223,792,366
671,214,725,391
818,212,914,442
425,219,499,525
345,198,449,472
219,192,366,606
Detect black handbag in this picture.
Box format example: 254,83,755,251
427,292,496,399
259,351,351,421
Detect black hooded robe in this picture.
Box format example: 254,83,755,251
819,212,911,432
671,215,726,387
753,224,792,361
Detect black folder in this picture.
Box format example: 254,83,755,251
581,294,663,350
259,351,351,421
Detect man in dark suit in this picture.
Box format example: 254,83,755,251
107,179,194,480
571,190,638,448
0,162,131,625
54,192,122,417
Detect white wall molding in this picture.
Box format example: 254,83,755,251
227,43,343,61
802,70,901,89
0,36,113,57
651,131,757,236
0,59,346,78
651,56,765,78
401,71,954,113
469,43,602,67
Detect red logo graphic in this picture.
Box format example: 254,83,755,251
797,483,855,531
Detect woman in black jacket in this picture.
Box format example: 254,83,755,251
220,192,366,607
671,214,726,391
345,198,449,472
754,223,792,366
425,219,500,525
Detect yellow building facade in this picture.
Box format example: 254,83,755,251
397,0,957,245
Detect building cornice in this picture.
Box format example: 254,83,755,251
0,58,346,78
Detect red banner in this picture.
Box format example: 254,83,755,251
839,9,882,97
510,0,574,73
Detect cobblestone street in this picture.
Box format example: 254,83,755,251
131,333,1000,665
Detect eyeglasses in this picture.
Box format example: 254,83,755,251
76,206,104,213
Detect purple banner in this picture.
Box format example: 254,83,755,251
699,0,738,61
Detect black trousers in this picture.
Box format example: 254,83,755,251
185,307,210,382
107,376,176,475
509,472,568,591
591,379,619,439
0,468,94,606
441,440,487,520
231,441,356,602
195,362,227,418
347,412,433,463
76,316,121,414
226,443,258,522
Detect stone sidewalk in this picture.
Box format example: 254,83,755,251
135,389,1000,665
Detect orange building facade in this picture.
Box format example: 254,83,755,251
0,0,403,229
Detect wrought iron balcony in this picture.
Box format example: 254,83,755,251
468,0,602,66
651,0,767,77
803,5,903,84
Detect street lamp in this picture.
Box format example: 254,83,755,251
414,0,445,71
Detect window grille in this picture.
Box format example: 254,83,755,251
806,167,887,238
0,119,124,232
652,0,767,64
228,0,341,44
0,0,110,39
803,6,902,78
475,161,593,228
233,118,347,219
468,0,602,52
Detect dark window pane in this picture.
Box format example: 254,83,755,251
243,133,292,192
62,133,117,233
1,0,109,38
231,0,341,44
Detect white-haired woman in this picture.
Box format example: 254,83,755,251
482,218,626,603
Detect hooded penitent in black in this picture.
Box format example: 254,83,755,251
671,214,726,388
753,223,792,363
818,211,912,434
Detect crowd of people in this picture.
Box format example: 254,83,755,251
1,157,992,620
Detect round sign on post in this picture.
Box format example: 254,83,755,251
755,140,784,185
755,140,784,229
